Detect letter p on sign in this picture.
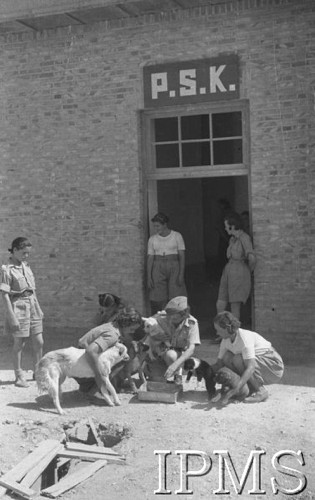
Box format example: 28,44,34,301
151,72,168,99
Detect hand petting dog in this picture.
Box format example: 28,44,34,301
215,367,250,405
183,358,249,405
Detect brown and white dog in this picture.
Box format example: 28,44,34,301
111,340,149,393
35,343,129,415
214,366,250,403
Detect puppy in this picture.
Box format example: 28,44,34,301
184,357,216,399
35,343,129,415
214,367,250,403
142,317,171,360
111,340,149,393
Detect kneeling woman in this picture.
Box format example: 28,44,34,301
145,296,200,383
79,306,143,395
212,311,284,403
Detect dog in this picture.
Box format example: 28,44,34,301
35,343,129,415
183,357,216,399
214,367,250,404
111,340,149,393
142,317,171,359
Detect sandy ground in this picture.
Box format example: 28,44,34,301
0,331,314,500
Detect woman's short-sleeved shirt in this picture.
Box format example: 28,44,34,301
154,313,201,351
227,231,254,261
0,261,36,295
218,328,271,360
78,322,120,348
147,230,185,256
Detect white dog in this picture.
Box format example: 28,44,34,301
35,343,129,415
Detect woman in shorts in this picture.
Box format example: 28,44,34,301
0,237,44,387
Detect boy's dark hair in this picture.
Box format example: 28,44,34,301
98,293,123,308
113,306,143,329
9,237,32,253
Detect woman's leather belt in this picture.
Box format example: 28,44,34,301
154,255,179,261
12,290,34,298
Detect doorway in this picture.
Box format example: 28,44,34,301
156,175,252,338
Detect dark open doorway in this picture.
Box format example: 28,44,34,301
156,175,252,338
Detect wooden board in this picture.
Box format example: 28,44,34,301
58,450,125,464
138,381,182,403
88,417,102,446
0,440,61,497
21,444,64,487
65,442,121,457
0,478,36,499
41,460,107,498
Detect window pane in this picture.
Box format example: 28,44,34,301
213,139,242,165
212,112,242,138
182,142,210,167
181,115,209,140
156,144,179,168
154,117,178,142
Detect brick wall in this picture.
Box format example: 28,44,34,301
0,0,314,356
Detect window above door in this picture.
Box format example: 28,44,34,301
141,100,249,179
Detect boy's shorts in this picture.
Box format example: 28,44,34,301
6,296,43,338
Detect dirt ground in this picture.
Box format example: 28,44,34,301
0,330,314,500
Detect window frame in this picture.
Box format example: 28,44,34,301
141,99,250,180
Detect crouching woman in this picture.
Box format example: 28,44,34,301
212,311,284,404
145,296,200,383
79,306,143,395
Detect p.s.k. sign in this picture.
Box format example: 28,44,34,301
143,55,239,108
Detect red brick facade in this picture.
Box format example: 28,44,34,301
0,0,314,357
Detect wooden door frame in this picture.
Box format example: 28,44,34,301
139,99,255,325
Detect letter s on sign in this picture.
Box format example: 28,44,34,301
271,450,307,495
179,69,196,96
151,73,168,100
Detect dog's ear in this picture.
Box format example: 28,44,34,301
186,370,193,382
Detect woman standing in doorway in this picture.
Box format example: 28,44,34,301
147,212,187,315
216,212,256,320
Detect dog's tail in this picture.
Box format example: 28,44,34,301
35,353,69,394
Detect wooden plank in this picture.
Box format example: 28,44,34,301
21,444,64,487
0,478,36,499
56,457,71,468
0,440,61,497
65,442,121,456
41,460,107,498
58,450,125,464
88,417,102,446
